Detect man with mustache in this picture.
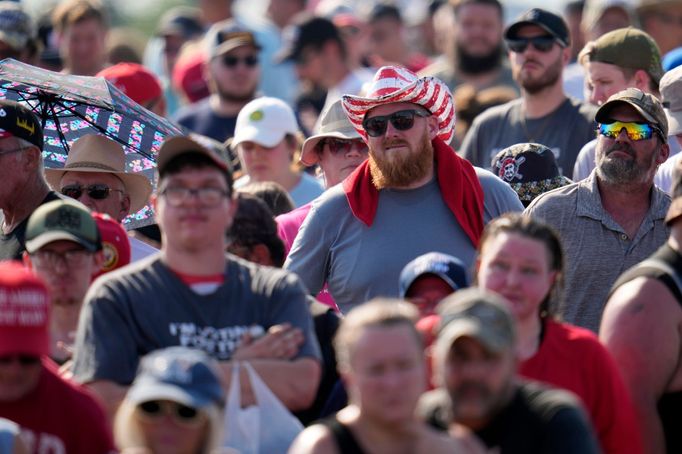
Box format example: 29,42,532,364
460,8,597,175
419,288,600,453
525,88,671,332
284,66,523,314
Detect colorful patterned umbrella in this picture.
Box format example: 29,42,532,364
0,58,183,228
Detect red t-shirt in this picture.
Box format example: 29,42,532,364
520,319,643,454
0,358,114,454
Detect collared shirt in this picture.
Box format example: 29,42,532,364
525,172,671,332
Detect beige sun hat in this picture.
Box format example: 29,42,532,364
300,100,363,166
44,134,153,213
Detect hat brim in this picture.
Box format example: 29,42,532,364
212,39,262,58
436,319,505,356
0,327,48,357
25,230,99,254
232,126,287,149
44,168,153,214
300,130,362,166
595,99,659,126
505,21,568,47
127,380,211,409
157,136,229,177
341,76,455,143
666,108,682,136
511,175,573,202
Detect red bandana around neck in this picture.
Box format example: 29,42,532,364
342,137,485,246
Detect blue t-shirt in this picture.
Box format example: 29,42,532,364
173,98,238,143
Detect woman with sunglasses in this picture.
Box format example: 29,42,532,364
233,97,324,209
475,213,643,454
114,347,225,454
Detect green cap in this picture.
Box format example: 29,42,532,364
595,87,669,138
25,199,102,253
435,288,516,356
587,27,663,84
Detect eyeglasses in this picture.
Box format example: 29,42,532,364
61,184,125,200
317,138,368,156
362,109,431,137
506,35,557,53
137,401,204,426
0,355,41,366
221,54,259,68
598,121,663,141
30,249,92,268
160,186,229,207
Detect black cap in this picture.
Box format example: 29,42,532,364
275,14,340,64
156,6,204,38
0,100,43,150
505,8,570,48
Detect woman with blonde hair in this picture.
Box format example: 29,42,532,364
114,347,225,454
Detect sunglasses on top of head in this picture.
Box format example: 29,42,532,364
506,35,557,53
221,54,259,68
362,109,431,137
60,184,125,200
598,121,664,141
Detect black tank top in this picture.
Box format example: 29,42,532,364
319,417,368,454
611,244,682,454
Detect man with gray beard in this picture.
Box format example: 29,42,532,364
284,66,522,314
525,88,671,332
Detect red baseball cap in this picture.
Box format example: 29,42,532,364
97,63,163,106
92,213,131,279
0,261,50,357
172,49,210,103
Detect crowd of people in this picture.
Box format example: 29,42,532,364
1,0,682,452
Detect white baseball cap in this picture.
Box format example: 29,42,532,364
233,97,300,148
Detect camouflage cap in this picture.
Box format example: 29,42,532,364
585,28,663,84
595,87,669,138
435,288,516,356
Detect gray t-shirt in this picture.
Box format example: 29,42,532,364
460,97,598,176
284,168,523,313
525,173,671,332
72,254,321,385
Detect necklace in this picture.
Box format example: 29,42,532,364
520,111,555,143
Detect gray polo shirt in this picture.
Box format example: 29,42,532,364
525,173,671,332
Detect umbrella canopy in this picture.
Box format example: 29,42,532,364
0,58,184,228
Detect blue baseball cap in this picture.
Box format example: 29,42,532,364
127,347,225,409
399,252,469,298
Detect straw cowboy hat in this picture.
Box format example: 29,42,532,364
341,65,456,143
45,134,153,213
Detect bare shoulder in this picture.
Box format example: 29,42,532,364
287,424,340,454
419,425,486,454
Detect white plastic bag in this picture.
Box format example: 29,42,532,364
222,361,304,454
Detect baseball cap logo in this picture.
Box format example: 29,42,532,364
16,117,34,136
45,208,81,230
249,110,264,122
0,109,6,117
102,242,119,271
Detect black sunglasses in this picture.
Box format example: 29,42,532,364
506,35,557,53
362,109,431,137
61,184,125,200
317,138,368,156
138,400,201,424
222,54,259,68
0,355,41,366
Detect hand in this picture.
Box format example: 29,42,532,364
232,323,304,360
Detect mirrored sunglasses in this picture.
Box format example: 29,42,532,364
598,121,663,141
61,184,124,200
506,35,556,53
362,109,431,137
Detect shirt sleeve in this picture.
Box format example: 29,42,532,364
71,281,141,386
460,118,483,167
476,167,524,222
572,141,596,181
543,406,601,454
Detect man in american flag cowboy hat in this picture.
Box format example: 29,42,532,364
285,65,523,313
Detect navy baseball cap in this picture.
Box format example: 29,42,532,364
505,8,570,48
399,252,469,298
127,347,225,409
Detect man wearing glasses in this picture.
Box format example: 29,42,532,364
22,199,103,366
526,88,671,332
71,135,321,420
460,8,597,176
0,261,114,453
285,66,523,314
44,133,155,261
0,100,66,261
174,20,261,144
